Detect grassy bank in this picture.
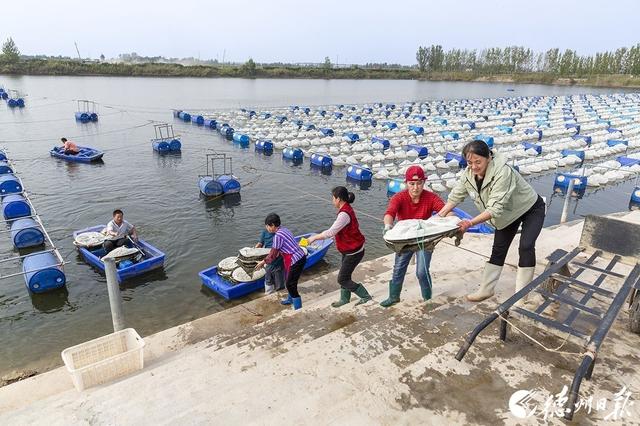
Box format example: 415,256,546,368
1,60,640,88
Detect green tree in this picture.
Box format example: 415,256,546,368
323,56,332,70
1,37,20,63
416,46,428,72
242,58,257,76
428,45,444,71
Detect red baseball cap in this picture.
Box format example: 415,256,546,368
405,165,426,182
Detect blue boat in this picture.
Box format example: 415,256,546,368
199,233,333,300
50,146,104,163
73,225,165,283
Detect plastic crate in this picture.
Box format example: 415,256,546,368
61,328,145,391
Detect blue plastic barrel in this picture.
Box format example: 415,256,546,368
561,149,585,162
405,144,428,158
371,137,390,150
451,207,494,234
317,110,327,117
351,115,361,122
260,112,271,119
496,125,513,134
387,178,406,194
178,111,191,122
0,174,22,194
413,114,426,121
2,194,31,220
152,140,170,153
409,125,424,135
572,134,592,145
221,126,234,139
462,121,476,130
283,147,303,161
474,134,494,148
8,99,17,108
17,99,25,108
524,128,543,141
342,132,359,142
22,252,66,293
89,113,98,122
334,112,344,119
11,218,44,248
522,142,542,154
75,112,90,122
445,152,467,168
303,123,316,131
565,123,580,133
319,128,334,137
276,115,287,124
553,173,587,196
617,156,640,167
607,127,621,134
310,153,333,168
439,130,459,140
217,175,241,194
0,92,8,100
173,110,181,118
198,176,224,196
169,139,182,151
191,115,205,125
346,165,372,181
203,119,217,129
255,139,274,152
432,117,447,125
382,122,397,130
364,118,377,127
0,161,13,174
607,139,628,147
0,150,6,161
232,133,250,147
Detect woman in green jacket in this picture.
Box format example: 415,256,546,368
438,140,546,303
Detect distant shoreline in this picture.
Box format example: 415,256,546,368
2,60,640,89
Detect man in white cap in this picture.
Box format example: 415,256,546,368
381,165,448,307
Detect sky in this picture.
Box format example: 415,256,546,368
1,0,638,65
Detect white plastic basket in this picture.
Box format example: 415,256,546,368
61,328,145,391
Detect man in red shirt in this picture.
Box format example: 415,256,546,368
381,165,446,307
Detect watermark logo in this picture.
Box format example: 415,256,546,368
509,385,634,421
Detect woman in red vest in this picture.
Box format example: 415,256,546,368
307,186,372,307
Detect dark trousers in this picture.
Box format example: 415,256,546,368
489,196,546,267
64,149,78,155
285,255,307,298
337,248,365,292
104,237,127,253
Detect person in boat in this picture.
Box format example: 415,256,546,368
255,225,284,294
437,140,546,305
60,137,79,155
306,186,372,307
102,209,138,254
255,213,306,310
381,165,450,307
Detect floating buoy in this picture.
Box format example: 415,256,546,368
198,176,224,196
152,140,170,153
310,153,332,168
22,252,66,293
11,218,45,249
217,175,241,194
0,161,13,174
346,164,372,181
255,139,274,152
0,174,22,194
283,147,303,162
2,194,31,220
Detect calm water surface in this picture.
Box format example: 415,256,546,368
0,75,637,376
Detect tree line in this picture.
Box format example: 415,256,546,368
416,44,640,76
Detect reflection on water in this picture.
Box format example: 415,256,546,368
30,287,72,313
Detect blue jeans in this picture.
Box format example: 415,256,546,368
392,249,433,291
265,262,284,290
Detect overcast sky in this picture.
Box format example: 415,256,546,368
2,0,638,64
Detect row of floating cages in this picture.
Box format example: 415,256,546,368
0,150,65,293
151,124,181,153
75,100,98,123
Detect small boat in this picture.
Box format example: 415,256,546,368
73,225,165,283
50,146,104,163
199,233,333,300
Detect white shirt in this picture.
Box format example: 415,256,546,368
105,220,134,240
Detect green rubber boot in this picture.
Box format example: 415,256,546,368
331,288,351,308
420,282,432,301
380,281,402,308
353,284,372,306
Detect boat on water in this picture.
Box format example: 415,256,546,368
73,225,165,283
199,233,333,300
50,146,104,163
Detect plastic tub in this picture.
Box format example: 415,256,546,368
2,194,31,219
198,176,223,196
11,218,45,248
22,251,66,293
61,328,145,391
